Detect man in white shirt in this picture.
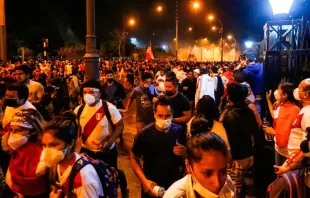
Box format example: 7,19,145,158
2,83,36,134
74,80,124,168
14,65,44,104
194,66,215,107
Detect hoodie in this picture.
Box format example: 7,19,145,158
242,63,263,95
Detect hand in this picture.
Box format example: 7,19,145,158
142,180,157,196
118,109,128,113
49,189,62,198
182,86,189,91
100,142,112,152
152,97,158,103
266,90,272,101
262,126,275,135
173,142,186,156
274,165,290,176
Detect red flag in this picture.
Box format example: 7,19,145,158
146,41,154,60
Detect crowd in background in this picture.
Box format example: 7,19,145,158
0,54,309,198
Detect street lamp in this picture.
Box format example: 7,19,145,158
209,15,224,63
193,2,200,10
268,0,295,15
129,18,136,26
84,0,100,80
188,27,193,31
245,41,253,49
157,6,163,13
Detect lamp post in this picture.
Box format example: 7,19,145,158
0,0,7,63
176,0,179,61
209,15,224,63
84,0,100,81
227,35,237,61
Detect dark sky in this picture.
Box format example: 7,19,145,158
5,0,310,52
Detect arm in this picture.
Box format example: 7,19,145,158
172,110,192,124
266,91,274,119
32,84,45,104
104,118,124,148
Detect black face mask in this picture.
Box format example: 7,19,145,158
5,98,19,107
166,90,176,97
107,78,114,83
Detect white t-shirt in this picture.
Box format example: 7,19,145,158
74,100,122,152
27,80,44,103
56,153,103,198
195,74,215,106
288,105,310,157
2,101,36,130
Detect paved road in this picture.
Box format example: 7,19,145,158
116,100,142,198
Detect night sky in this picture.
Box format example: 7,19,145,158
5,0,310,53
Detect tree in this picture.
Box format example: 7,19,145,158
57,43,86,59
110,29,128,57
17,47,34,58
100,40,119,58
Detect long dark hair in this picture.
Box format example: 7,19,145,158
196,95,220,128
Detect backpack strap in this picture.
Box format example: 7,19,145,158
67,157,89,197
102,100,115,131
281,170,300,198
76,104,86,138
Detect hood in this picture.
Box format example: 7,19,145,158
245,63,262,75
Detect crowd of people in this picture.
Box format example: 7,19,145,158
0,54,309,198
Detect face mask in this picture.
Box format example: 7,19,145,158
5,98,19,108
190,166,221,198
42,147,67,167
155,118,172,130
84,94,96,105
8,133,29,150
166,90,176,97
107,78,114,83
293,88,300,101
274,90,281,101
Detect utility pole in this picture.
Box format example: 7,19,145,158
84,0,100,81
0,0,7,63
175,0,179,61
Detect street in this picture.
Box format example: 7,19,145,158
116,100,142,198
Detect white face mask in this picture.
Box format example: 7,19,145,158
155,118,172,130
8,133,29,150
84,94,96,105
274,90,281,101
190,167,220,198
42,147,67,167
293,88,301,101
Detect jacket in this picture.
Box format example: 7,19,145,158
242,63,263,95
221,103,258,160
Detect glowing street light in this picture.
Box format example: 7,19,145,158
189,27,193,31
174,38,176,41
245,41,254,49
157,6,163,12
193,2,200,10
211,26,217,31
162,45,167,50
227,35,233,40
208,15,214,20
129,18,136,26
268,0,295,15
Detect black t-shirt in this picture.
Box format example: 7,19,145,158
181,78,197,101
170,92,191,129
131,123,185,189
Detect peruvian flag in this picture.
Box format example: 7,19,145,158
146,41,154,60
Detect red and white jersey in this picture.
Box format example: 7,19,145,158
57,153,103,198
2,101,36,133
74,100,122,152
288,105,310,157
